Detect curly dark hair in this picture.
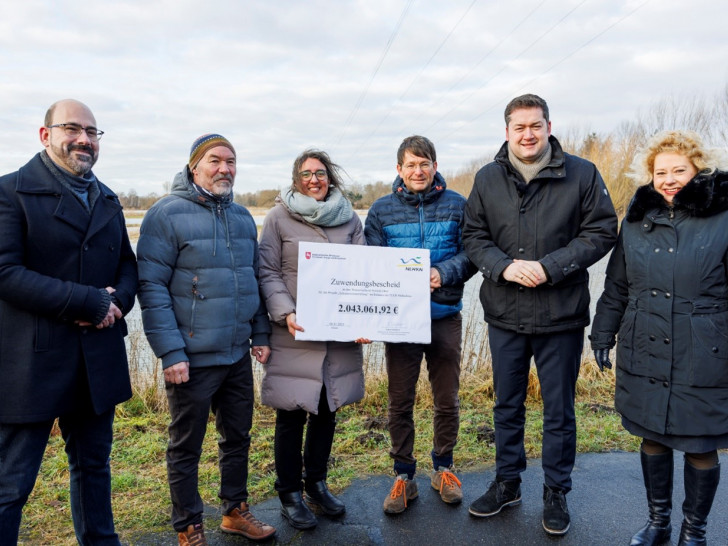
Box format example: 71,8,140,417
291,148,346,195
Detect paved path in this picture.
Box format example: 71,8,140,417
129,451,728,545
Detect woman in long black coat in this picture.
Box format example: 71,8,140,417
591,130,728,546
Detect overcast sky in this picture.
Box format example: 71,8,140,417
1,0,727,196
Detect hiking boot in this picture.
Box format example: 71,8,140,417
220,502,276,541
543,484,570,536
469,478,521,517
383,474,418,514
178,523,207,546
431,466,463,504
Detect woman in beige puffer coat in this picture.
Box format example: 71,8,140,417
258,148,365,530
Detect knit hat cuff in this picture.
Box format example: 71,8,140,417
189,134,235,168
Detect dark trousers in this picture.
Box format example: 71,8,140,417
165,355,254,532
274,386,337,493
489,325,583,492
0,408,119,546
385,313,462,476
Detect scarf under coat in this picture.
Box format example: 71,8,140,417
282,186,354,227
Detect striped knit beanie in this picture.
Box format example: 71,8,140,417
189,134,236,169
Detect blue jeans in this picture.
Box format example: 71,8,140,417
0,408,119,545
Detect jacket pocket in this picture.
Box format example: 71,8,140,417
547,278,589,322
689,314,728,387
479,277,511,320
34,316,50,352
189,275,206,338
616,308,638,372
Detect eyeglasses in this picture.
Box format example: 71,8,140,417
401,161,433,173
299,169,328,182
47,123,104,141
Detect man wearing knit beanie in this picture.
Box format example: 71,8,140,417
188,133,236,170
138,134,275,544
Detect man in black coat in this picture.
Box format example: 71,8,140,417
463,94,617,536
0,99,137,544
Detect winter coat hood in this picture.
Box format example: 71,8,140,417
626,169,728,222
391,171,448,206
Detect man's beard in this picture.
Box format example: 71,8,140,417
210,174,234,196
51,141,97,176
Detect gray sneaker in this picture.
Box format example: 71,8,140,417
383,474,418,514
431,466,463,504
469,479,522,517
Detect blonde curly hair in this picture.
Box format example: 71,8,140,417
629,130,725,186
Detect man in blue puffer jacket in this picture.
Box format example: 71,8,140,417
137,134,275,544
365,135,475,515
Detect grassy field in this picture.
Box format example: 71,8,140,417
19,365,637,544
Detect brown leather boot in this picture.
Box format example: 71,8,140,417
220,502,276,541
178,523,207,546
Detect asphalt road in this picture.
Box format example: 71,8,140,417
129,451,728,545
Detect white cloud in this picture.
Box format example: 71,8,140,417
1,0,727,195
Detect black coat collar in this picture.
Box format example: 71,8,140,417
626,169,728,222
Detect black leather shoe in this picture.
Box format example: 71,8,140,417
469,478,521,517
305,480,346,517
279,491,317,530
543,484,570,536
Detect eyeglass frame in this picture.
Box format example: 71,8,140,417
400,161,433,173
47,123,105,141
298,169,328,182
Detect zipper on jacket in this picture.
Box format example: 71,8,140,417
668,206,675,220
190,275,206,337
418,194,425,247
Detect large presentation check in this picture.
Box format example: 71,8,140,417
295,242,431,343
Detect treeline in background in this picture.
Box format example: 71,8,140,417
116,86,728,217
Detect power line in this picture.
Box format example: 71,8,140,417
440,0,651,140
354,0,480,154
334,0,415,145
426,0,587,135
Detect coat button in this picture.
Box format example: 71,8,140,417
649,378,656,384
83,244,89,251
518,286,524,292
520,208,526,213
518,248,525,253
518,324,525,330
665,293,671,298
712,347,719,353
664,338,670,344
668,248,674,253
663,381,669,387
649,335,656,341
654,248,660,253
651,291,657,297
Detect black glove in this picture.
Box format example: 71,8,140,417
593,348,612,372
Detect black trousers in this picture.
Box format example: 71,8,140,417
165,355,254,531
274,386,336,493
489,325,583,492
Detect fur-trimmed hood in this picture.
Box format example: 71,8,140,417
626,169,728,222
